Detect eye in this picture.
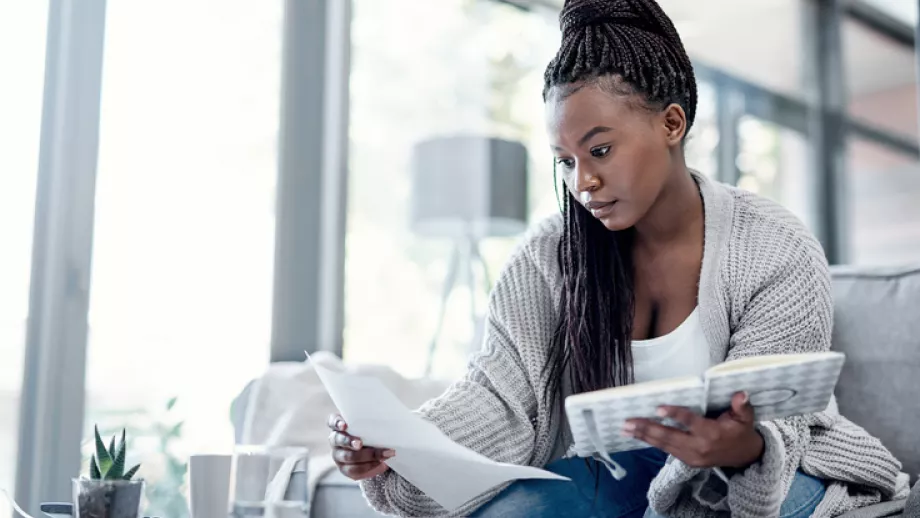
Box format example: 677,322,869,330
555,157,575,169
591,145,611,158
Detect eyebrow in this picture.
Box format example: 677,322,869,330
578,126,613,146
551,125,614,152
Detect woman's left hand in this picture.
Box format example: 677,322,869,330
624,391,765,469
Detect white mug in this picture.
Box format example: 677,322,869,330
189,454,232,518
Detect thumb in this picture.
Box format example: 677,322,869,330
729,391,754,424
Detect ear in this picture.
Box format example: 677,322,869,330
662,104,687,146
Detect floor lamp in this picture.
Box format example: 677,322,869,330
410,136,529,377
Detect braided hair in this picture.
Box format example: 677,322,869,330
542,0,698,406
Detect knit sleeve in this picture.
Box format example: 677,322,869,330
359,238,559,517
649,232,834,517
714,237,835,516
650,231,904,517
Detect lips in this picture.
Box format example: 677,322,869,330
585,200,614,210
585,200,617,218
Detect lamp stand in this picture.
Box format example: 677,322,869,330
424,234,492,377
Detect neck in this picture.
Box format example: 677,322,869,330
633,163,703,246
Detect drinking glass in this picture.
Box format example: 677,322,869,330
228,445,309,518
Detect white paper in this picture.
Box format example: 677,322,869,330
310,358,569,512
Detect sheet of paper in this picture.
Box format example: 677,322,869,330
309,357,569,511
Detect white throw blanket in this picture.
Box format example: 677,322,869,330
234,351,451,494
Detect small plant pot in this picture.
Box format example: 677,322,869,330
72,478,145,518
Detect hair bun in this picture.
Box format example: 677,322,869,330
560,0,660,37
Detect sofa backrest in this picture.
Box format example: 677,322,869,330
831,264,920,482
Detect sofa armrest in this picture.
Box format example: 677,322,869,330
907,479,920,516
835,480,920,518
835,501,905,518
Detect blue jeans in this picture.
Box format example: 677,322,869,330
470,449,826,518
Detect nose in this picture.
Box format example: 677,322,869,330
572,166,601,193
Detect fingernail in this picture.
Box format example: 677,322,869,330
335,420,345,431
741,391,750,404
656,407,668,418
351,439,361,449
623,422,636,432
383,449,396,459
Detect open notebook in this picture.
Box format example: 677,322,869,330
564,351,845,478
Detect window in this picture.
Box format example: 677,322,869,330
85,2,282,514
858,0,919,26
847,139,920,265
345,0,560,379
737,117,816,231
685,80,719,178
841,6,920,266
658,0,808,98
844,17,918,140
0,1,48,512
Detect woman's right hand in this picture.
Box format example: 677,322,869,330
327,413,395,480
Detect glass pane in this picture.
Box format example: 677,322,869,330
659,0,808,98
847,139,920,265
858,0,918,26
346,0,559,378
685,81,719,178
86,2,281,516
845,18,919,140
736,116,817,232
0,1,48,512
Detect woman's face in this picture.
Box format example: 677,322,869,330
545,83,686,231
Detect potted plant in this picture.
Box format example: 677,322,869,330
72,426,144,518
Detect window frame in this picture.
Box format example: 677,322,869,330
15,0,107,512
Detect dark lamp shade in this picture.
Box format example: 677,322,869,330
410,136,529,239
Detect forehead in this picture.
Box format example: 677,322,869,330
545,85,643,141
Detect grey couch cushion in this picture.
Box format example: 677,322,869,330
830,264,920,482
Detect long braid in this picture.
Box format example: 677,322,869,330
543,0,696,407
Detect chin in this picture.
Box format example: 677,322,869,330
596,214,634,232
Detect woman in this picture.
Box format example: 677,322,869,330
328,0,909,516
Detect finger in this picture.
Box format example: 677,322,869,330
333,446,382,464
340,461,384,480
625,418,695,455
327,414,347,432
375,448,397,461
328,431,362,451
729,392,755,424
335,446,395,464
656,406,714,438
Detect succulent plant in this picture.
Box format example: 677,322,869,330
88,426,141,481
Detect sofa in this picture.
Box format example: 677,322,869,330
236,264,920,517
827,264,920,517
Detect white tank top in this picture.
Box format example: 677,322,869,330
630,308,711,383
